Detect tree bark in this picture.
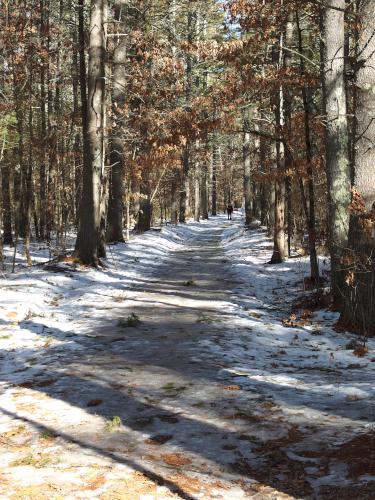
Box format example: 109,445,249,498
270,76,286,262
106,1,126,243
340,0,375,335
179,148,190,222
39,0,47,240
243,114,252,226
1,161,13,245
74,0,107,264
170,170,179,224
194,161,200,222
136,177,152,232
211,134,218,216
297,11,320,282
321,0,351,302
200,161,209,220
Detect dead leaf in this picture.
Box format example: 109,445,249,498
161,453,192,467
353,345,368,357
87,399,103,407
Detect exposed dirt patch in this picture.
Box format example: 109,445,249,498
161,453,192,467
145,434,173,445
318,483,375,500
254,424,304,454
100,471,180,499
87,398,103,407
329,431,375,478
169,474,202,494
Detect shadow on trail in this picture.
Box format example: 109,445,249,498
2,312,372,498
0,407,198,500
1,218,372,498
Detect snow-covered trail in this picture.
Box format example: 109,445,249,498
0,216,374,499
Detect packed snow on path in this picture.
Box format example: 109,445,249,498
0,214,374,500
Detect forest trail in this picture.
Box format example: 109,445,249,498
0,216,374,499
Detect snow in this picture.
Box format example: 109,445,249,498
0,214,374,499
219,218,375,417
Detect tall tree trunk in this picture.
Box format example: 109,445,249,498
270,75,286,262
259,129,271,227
194,161,200,222
170,170,179,224
200,163,209,220
179,148,190,222
106,1,126,243
24,76,34,266
243,114,252,226
39,0,47,240
340,0,375,335
297,11,320,282
352,0,375,211
71,2,81,226
321,0,351,302
283,12,294,257
252,182,261,221
179,1,195,223
136,176,152,232
270,177,286,263
74,0,107,264
211,134,218,216
1,161,13,245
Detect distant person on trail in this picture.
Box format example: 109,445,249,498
227,203,234,220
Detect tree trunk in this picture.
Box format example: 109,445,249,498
243,113,252,225
270,178,286,263
106,1,126,243
39,0,48,240
179,148,190,222
252,182,261,221
74,0,107,265
1,161,13,245
321,0,351,302
297,11,320,283
283,12,294,257
136,178,152,232
194,160,200,222
259,128,271,227
211,135,218,216
200,163,209,219
270,92,286,262
340,0,375,335
170,170,179,224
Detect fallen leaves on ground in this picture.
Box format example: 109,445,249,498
161,453,192,467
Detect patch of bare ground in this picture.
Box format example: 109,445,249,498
232,425,312,498
318,483,375,500
82,472,107,491
253,424,304,454
236,479,296,499
169,474,202,494
232,454,312,498
160,453,192,467
170,475,230,497
328,431,375,479
100,471,180,499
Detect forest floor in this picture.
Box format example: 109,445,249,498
0,214,374,500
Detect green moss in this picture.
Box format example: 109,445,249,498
105,416,122,433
